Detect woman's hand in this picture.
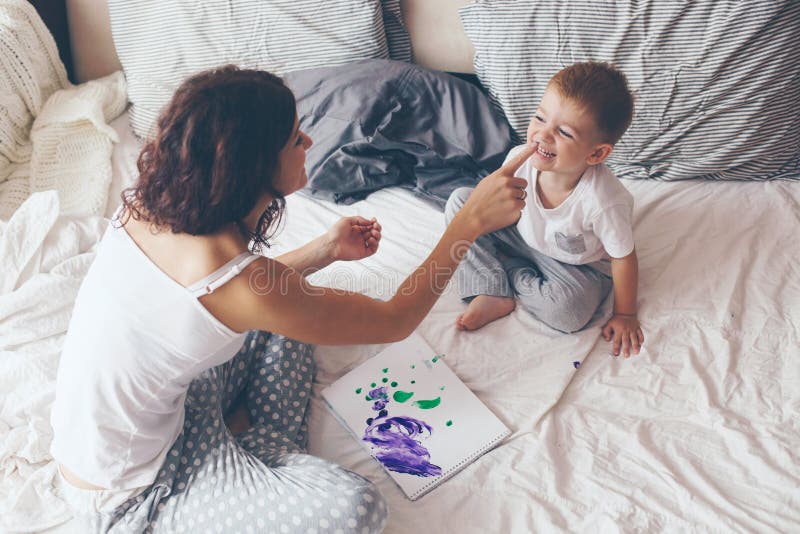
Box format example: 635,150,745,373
456,143,536,237
327,216,382,261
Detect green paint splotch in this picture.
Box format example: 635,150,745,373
413,397,441,410
446,420,453,427
393,390,414,403
355,387,362,394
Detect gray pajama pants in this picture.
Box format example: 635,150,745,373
445,187,613,333
92,332,387,533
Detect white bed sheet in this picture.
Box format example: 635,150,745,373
58,113,800,533
282,180,800,533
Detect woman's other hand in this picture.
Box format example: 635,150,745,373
327,216,382,261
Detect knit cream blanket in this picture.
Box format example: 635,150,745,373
0,0,127,221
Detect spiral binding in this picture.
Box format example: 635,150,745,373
409,429,511,500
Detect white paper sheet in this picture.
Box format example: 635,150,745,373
322,332,510,500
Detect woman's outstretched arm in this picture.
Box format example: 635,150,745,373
207,144,536,345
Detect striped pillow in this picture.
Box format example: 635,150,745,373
460,1,800,181
381,0,412,62
109,0,391,138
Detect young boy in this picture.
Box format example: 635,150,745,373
445,62,644,357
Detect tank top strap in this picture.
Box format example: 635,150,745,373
187,252,261,298
109,204,125,228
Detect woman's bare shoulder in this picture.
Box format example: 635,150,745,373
123,217,250,288
197,254,292,334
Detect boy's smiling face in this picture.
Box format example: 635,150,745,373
526,86,613,179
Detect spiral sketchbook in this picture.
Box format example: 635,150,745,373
322,332,511,500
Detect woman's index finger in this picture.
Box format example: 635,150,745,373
498,143,536,174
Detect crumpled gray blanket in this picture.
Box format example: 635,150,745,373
285,59,514,209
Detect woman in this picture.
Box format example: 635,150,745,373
51,66,534,532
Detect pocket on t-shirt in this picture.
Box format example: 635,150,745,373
554,232,587,255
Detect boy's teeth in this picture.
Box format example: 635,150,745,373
537,145,555,157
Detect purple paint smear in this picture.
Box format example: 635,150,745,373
362,386,442,477
368,386,388,400
364,417,442,477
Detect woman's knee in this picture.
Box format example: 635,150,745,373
331,476,387,533
299,461,387,533
263,334,314,354
255,334,315,377
444,187,473,223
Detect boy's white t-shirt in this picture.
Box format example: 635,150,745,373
509,145,635,264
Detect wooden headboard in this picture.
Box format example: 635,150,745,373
31,0,475,84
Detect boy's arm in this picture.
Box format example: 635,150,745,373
602,249,644,357
611,249,638,316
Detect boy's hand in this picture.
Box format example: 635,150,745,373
601,314,644,358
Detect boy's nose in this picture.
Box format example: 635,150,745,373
535,130,554,144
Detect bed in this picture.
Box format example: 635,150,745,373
2,1,798,533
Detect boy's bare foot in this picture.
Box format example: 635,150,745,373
456,295,516,331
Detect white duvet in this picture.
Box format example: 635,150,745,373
3,110,799,533
0,192,106,532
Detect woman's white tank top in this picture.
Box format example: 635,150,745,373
50,219,259,489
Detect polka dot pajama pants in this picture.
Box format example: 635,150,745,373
99,332,387,533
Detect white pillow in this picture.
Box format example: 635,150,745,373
109,0,391,138
460,0,800,181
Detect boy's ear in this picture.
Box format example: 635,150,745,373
586,143,613,165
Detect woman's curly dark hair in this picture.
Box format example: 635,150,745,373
121,65,296,252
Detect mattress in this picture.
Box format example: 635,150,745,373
63,112,800,532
